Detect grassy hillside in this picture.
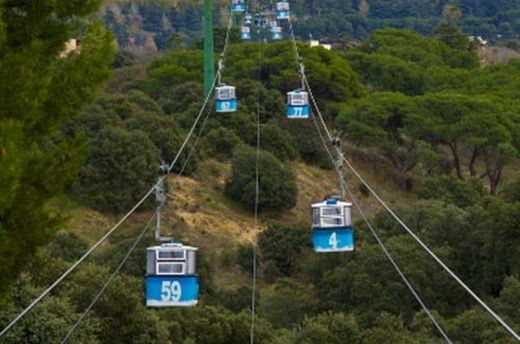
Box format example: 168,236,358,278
65,150,414,290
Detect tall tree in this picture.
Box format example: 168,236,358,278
0,0,114,298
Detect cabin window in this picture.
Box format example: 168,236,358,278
321,217,344,226
157,250,185,260
157,262,185,275
277,2,289,10
218,87,235,100
321,206,342,216
312,208,320,226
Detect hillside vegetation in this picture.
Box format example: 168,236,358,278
3,1,520,342
100,0,520,52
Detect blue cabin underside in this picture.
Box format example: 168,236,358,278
312,227,354,252
232,4,246,12
216,98,238,112
287,105,310,118
276,10,290,19
146,275,199,307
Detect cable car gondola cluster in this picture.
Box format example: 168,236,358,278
145,0,353,311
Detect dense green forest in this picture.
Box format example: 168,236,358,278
3,0,520,343
101,0,520,51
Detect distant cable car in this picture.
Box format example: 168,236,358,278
255,16,268,28
287,89,310,118
245,13,253,25
311,198,354,252
241,26,251,40
271,25,282,40
231,0,246,12
276,2,290,20
146,243,199,307
215,85,238,112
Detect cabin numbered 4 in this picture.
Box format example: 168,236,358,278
215,85,238,113
311,198,354,252
146,243,199,307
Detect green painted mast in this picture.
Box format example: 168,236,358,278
203,0,214,97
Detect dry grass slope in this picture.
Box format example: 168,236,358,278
61,153,415,288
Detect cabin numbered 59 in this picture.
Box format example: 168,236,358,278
145,243,199,307
311,198,354,252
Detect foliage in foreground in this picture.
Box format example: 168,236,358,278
0,0,114,299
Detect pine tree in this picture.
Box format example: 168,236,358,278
0,0,114,298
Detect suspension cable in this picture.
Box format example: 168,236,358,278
0,73,218,338
250,25,263,344
0,12,238,335
305,74,520,342
308,102,452,343
61,101,215,342
60,214,155,343
282,14,520,340
297,56,520,342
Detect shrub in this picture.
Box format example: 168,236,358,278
245,125,299,161
201,127,242,161
417,175,485,207
219,286,254,313
278,118,334,169
236,243,257,275
225,145,298,212
72,127,160,213
258,222,308,275
500,177,520,203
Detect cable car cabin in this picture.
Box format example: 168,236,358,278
215,85,238,113
245,13,253,25
241,26,251,40
311,198,354,252
231,0,246,12
287,90,310,118
145,243,199,307
271,26,282,40
254,16,268,28
276,2,290,19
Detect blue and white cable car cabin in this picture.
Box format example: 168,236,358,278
287,89,310,118
146,243,199,307
245,13,253,25
276,2,290,20
231,0,246,12
215,85,238,112
311,198,354,252
271,25,283,40
241,26,251,40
